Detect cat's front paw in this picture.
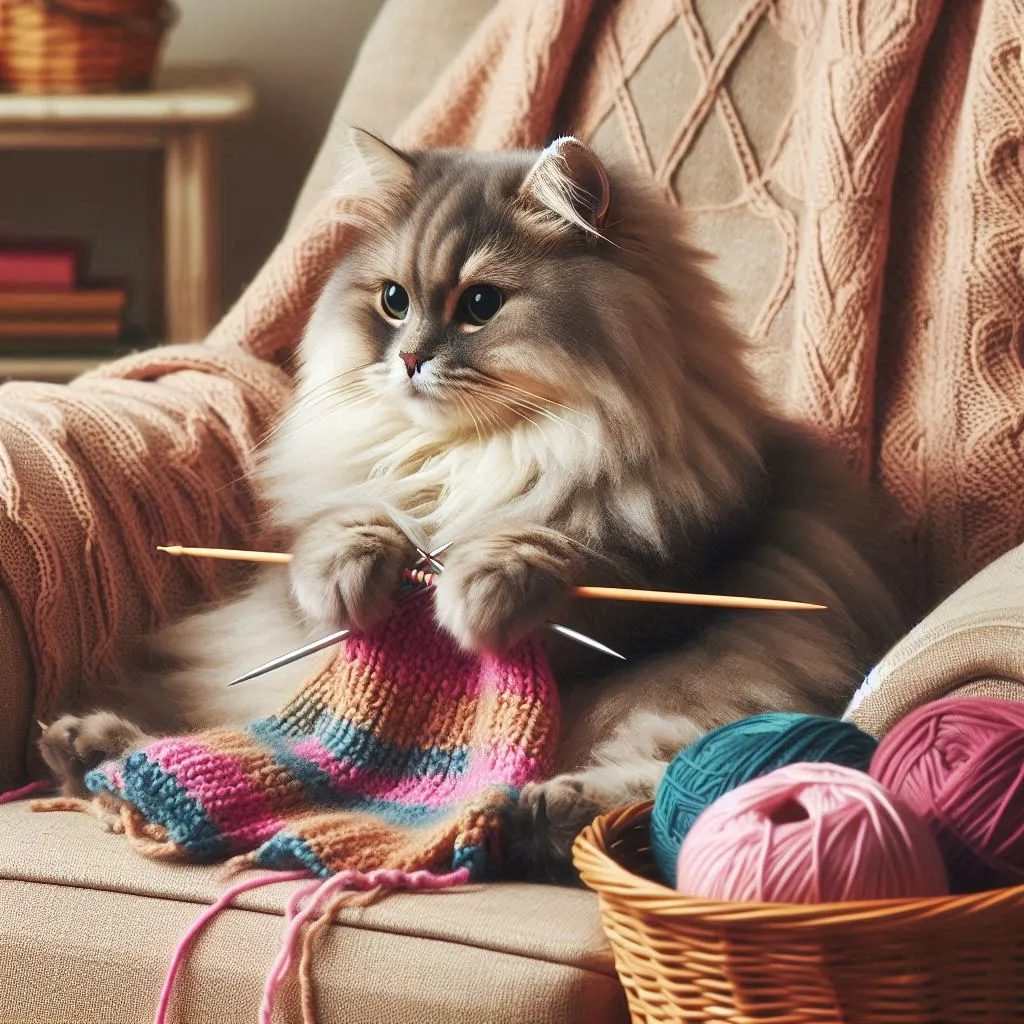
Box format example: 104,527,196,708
504,773,630,883
433,529,577,652
290,508,416,631
39,712,152,797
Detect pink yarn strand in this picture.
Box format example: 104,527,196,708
260,867,469,1024
267,878,324,993
0,779,54,803
154,870,310,1024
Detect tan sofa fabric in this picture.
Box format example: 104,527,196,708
288,0,499,235
0,802,625,1024
845,542,1024,737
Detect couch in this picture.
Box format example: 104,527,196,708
2,1,1024,1021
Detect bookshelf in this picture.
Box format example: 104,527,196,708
0,356,107,383
0,66,255,383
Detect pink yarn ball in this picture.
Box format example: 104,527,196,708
675,762,948,903
871,697,1024,892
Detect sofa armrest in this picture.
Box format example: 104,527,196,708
0,343,290,787
845,542,1024,736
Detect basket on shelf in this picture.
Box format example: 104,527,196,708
573,801,1024,1024
0,0,176,94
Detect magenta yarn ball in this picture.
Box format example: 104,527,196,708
871,697,1024,892
675,762,948,903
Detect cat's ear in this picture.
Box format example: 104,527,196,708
519,137,610,236
335,126,414,196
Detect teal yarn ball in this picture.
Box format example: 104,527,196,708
650,712,878,886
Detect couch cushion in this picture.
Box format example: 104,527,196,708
845,541,1024,737
288,0,499,234
0,801,625,1024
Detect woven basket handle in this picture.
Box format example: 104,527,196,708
34,0,178,37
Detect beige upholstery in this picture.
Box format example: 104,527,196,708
0,802,623,1024
287,0,498,235
846,541,1024,736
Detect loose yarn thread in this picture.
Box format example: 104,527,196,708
0,779,52,804
151,866,468,1024
259,867,468,1024
153,871,310,1024
871,697,1024,892
675,762,949,903
650,712,878,884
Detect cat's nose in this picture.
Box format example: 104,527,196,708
399,351,421,378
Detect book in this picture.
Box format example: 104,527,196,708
0,243,81,289
0,289,127,319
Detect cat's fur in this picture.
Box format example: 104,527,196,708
40,132,907,880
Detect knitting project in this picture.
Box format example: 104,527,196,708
84,595,560,882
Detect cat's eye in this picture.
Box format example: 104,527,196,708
458,284,503,326
380,282,410,321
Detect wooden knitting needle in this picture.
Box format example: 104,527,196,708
158,545,292,565
157,545,827,611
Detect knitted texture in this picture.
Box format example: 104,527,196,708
4,0,1024,783
83,596,560,879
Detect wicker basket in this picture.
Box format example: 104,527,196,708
0,0,176,93
573,802,1024,1023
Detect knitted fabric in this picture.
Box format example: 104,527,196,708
84,596,560,880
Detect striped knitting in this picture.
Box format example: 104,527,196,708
84,595,559,881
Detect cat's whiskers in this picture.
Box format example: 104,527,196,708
458,369,605,450
450,390,485,447
473,391,541,432
216,365,380,495
476,386,605,452
473,371,579,416
467,390,505,437
264,386,377,442
259,363,378,444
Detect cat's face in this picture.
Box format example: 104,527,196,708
273,130,760,552
307,133,649,435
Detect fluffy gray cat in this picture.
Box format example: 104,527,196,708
40,130,907,879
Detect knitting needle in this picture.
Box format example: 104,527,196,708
414,543,451,571
157,545,827,612
224,542,452,687
547,622,626,660
228,627,352,687
157,544,292,565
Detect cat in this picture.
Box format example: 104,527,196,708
39,130,908,880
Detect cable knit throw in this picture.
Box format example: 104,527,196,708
3,0,1024,773
82,596,559,880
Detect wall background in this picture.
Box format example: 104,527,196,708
0,0,385,335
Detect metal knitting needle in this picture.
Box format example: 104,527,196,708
547,621,626,660
226,542,453,687
228,626,352,686
414,542,452,570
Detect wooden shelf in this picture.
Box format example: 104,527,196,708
0,66,255,126
0,355,109,382
0,65,256,343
